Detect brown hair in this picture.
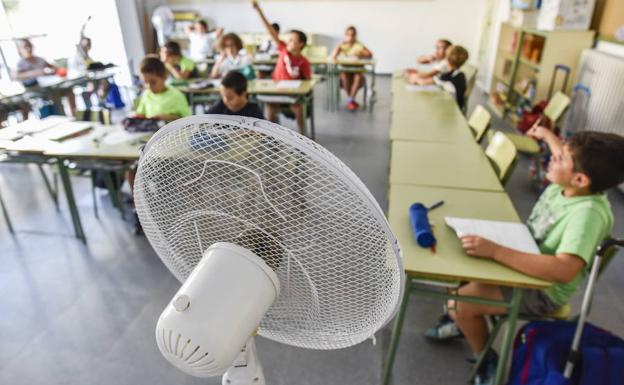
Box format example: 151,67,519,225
140,56,167,78
218,33,243,52
163,41,182,57
439,39,452,49
346,26,357,35
222,70,248,95
290,29,307,47
568,131,624,193
446,45,469,68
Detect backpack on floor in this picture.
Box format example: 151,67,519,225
507,320,624,385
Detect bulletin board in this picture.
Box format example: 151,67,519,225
595,0,624,43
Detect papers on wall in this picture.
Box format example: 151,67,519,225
445,217,540,254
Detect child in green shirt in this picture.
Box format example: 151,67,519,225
160,41,197,80
134,56,191,121
427,127,624,385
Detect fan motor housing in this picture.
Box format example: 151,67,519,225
155,242,280,377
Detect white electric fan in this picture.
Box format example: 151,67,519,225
134,115,404,384
151,5,175,47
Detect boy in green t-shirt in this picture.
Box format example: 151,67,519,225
134,56,191,121
160,41,197,80
426,127,624,385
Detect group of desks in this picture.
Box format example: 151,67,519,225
0,118,149,242
178,78,318,139
0,75,329,242
382,73,550,385
194,55,377,111
0,67,118,115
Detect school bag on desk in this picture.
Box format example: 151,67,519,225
507,239,624,385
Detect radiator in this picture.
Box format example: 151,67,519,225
563,49,624,192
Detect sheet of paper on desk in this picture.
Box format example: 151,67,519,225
275,80,302,89
13,116,73,134
405,84,440,92
445,217,540,254
37,121,92,141
100,131,149,146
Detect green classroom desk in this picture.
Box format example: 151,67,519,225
389,141,503,192
44,125,149,242
389,106,473,143
382,184,550,385
388,184,548,288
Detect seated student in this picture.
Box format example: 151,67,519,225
68,36,93,72
409,45,469,110
134,56,191,121
15,38,76,116
427,127,624,385
186,19,223,61
331,26,373,111
252,0,311,135
210,33,252,79
258,22,280,56
160,41,197,80
405,39,452,81
126,56,192,227
68,36,109,108
207,71,264,119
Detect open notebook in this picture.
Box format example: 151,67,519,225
445,217,540,254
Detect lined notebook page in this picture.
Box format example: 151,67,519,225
445,217,540,254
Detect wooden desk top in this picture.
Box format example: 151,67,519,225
181,79,317,96
388,184,550,289
44,125,149,161
390,141,504,192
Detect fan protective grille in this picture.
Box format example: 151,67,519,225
134,115,403,350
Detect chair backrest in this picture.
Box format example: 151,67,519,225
468,105,491,143
485,131,518,185
461,63,478,100
544,91,570,124
75,108,112,125
302,45,328,61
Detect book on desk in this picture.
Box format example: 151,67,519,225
445,216,540,254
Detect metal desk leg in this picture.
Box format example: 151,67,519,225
382,277,412,385
0,188,14,234
102,171,121,210
494,287,521,385
369,64,377,113
37,163,59,211
57,158,86,243
309,92,316,140
301,97,308,138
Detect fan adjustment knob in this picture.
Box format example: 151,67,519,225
172,294,190,312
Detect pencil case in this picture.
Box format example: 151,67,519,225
409,203,436,248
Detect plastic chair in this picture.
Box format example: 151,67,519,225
470,237,624,382
485,131,518,185
468,105,491,143
461,64,478,111
507,91,571,155
302,45,328,61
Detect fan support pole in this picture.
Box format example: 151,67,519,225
222,337,266,385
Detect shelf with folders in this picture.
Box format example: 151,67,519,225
488,22,594,126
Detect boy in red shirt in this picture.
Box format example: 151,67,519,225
252,0,311,134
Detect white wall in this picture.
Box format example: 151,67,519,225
596,40,624,59
115,0,147,81
166,0,487,74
